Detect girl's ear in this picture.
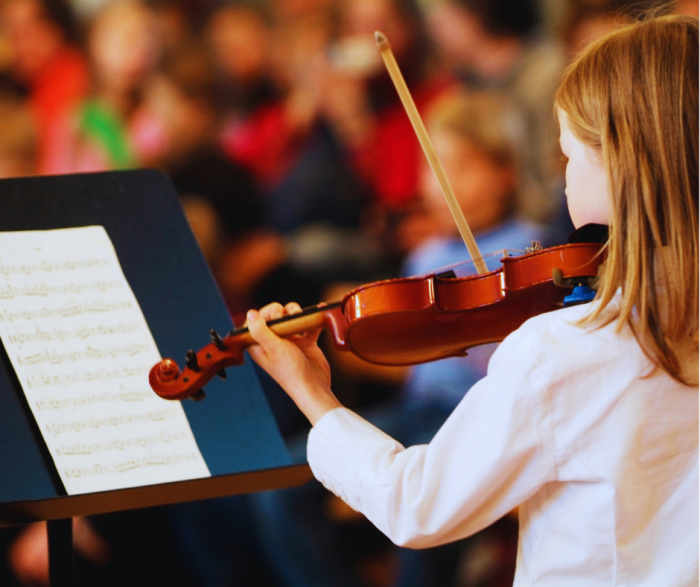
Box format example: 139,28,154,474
587,144,605,166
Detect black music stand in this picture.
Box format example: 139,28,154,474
0,170,312,586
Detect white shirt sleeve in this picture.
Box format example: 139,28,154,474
307,322,558,548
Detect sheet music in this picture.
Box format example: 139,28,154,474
0,226,210,494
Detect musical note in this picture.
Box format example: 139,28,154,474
7,323,141,346
0,300,132,322
36,388,151,411
0,280,121,299
0,258,111,277
27,365,152,388
45,408,179,436
56,431,188,455
18,343,149,366
64,453,198,479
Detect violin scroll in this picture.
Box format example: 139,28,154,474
150,304,347,401
149,330,248,401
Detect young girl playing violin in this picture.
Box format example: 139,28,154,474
246,14,699,586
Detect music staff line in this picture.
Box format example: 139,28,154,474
56,431,189,455
0,258,111,277
45,408,180,436
64,453,198,479
36,389,151,411
7,323,141,346
18,343,149,366
27,364,151,388
0,300,133,323
0,280,122,300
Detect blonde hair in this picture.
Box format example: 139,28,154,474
556,14,699,384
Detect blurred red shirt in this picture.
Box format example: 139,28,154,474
29,46,89,174
221,76,455,210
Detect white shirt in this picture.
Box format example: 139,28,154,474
307,298,699,586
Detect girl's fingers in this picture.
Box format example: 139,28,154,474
246,310,277,349
258,302,285,321
249,302,302,326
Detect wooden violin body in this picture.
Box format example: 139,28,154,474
150,242,603,400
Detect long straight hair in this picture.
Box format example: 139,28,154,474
555,14,698,385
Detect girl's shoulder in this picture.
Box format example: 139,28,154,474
507,300,607,346
493,297,634,380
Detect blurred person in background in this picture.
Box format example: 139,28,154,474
0,92,37,177
247,90,550,587
134,42,220,169
137,41,325,323
215,0,387,294
425,0,566,228
0,0,88,174
561,1,624,59
319,0,453,211
268,0,334,22
5,507,200,587
150,0,196,59
205,4,279,124
219,2,367,238
315,0,457,260
675,0,699,16
220,0,458,278
6,518,110,586
560,0,696,60
66,0,160,172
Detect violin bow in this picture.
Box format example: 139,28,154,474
375,31,488,275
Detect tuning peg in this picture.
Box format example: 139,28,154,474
217,369,227,381
185,350,200,372
190,390,206,401
210,329,226,351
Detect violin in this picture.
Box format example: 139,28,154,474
149,240,604,401
150,33,606,402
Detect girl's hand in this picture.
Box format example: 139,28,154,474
246,302,342,425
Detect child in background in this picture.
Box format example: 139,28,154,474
221,0,455,243
0,0,88,174
246,14,698,587
0,93,37,177
204,5,278,121
67,0,160,172
424,0,566,225
248,90,549,587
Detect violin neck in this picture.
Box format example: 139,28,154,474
228,301,343,340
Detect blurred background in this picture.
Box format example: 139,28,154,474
0,0,696,585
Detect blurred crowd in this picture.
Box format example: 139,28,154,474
0,0,696,586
